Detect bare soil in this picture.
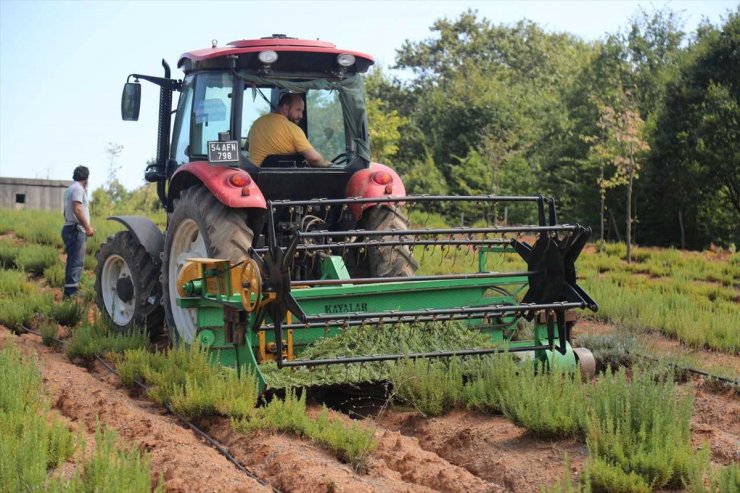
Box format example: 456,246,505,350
3,320,737,492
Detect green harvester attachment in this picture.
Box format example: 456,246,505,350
175,195,598,391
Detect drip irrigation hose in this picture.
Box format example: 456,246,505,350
635,352,739,386
16,324,282,493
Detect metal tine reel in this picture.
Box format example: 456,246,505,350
246,195,597,369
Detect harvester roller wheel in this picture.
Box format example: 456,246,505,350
163,185,253,343
94,231,164,336
348,206,419,278
240,258,262,312
573,347,596,381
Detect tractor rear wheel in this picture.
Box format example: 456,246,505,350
94,231,164,335
162,185,253,343
348,206,418,278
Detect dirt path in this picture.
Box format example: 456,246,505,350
376,409,587,492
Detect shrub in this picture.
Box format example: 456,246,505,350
15,244,58,275
389,357,464,416
118,344,259,420
234,390,376,470
43,263,65,288
66,319,149,362
39,318,60,347
0,239,20,268
80,425,164,493
574,334,637,372
50,299,84,327
0,295,51,330
0,342,76,491
585,366,696,490
0,269,35,297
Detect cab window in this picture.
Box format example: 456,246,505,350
171,77,194,165
190,73,233,156
306,90,346,161
241,86,347,162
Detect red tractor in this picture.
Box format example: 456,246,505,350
95,35,417,341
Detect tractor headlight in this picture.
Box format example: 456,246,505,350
258,50,278,64
337,53,355,67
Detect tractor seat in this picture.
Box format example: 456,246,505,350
261,154,308,168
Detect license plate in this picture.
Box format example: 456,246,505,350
207,140,239,164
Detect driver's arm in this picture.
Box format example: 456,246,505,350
301,147,330,168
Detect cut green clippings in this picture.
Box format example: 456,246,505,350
262,321,495,389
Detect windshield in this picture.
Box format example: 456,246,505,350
238,73,370,162
242,87,347,163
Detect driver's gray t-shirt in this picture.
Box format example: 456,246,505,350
63,181,89,233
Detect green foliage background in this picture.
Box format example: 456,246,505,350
366,7,739,249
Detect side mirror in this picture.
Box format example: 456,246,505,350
121,82,141,121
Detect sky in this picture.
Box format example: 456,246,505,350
0,0,736,192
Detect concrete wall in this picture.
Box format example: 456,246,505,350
0,177,73,212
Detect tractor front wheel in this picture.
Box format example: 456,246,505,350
162,185,254,343
94,231,164,335
347,206,418,278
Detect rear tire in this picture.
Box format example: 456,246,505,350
347,206,418,278
94,231,164,335
163,185,254,343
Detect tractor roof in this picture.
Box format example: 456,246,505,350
178,35,375,76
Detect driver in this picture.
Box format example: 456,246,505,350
247,93,330,167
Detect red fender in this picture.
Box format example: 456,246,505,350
345,163,406,221
169,161,266,209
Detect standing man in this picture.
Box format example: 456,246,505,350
247,93,331,167
62,165,95,298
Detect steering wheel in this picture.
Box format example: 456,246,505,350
330,153,348,166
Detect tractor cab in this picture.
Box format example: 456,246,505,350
123,35,379,204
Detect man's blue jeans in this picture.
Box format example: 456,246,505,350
62,225,86,297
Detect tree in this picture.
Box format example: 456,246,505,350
596,92,650,261
644,11,739,248
105,142,124,189
366,96,408,165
